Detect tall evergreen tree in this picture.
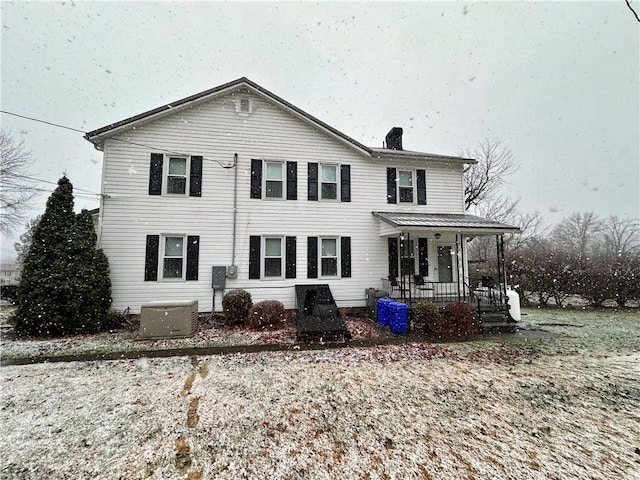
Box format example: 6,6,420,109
71,209,112,330
13,176,112,336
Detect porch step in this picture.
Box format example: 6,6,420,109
479,311,517,333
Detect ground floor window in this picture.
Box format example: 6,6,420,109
264,237,283,277
307,236,351,279
321,238,338,276
163,236,185,279
248,235,297,279
144,234,200,282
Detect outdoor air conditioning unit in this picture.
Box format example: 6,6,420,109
139,300,198,339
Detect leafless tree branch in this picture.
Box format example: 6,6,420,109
598,215,639,254
0,130,38,235
551,211,603,257
462,138,518,210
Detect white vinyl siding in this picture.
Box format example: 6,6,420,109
98,89,467,312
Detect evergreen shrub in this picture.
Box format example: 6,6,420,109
247,300,286,329
222,289,252,325
412,301,441,334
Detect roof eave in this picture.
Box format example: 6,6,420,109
372,212,521,235
370,149,476,164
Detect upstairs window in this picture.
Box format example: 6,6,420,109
387,168,426,205
398,170,414,203
308,163,350,202
320,165,338,200
251,159,297,200
167,157,188,194
265,162,284,198
148,153,202,197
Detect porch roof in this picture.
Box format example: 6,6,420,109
372,212,521,235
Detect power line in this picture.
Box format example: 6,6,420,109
0,110,85,133
9,173,103,197
0,110,236,169
105,137,235,169
626,0,640,22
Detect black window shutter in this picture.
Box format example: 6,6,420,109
149,154,163,195
285,236,296,278
341,236,351,278
308,163,318,201
185,235,200,280
417,169,426,205
250,159,262,199
386,168,397,204
144,235,160,281
340,164,351,202
286,161,297,200
418,238,429,276
388,237,399,278
249,236,261,279
307,236,318,278
189,156,203,197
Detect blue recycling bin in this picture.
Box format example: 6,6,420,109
377,298,394,326
389,302,409,334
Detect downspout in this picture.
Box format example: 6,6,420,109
231,153,238,267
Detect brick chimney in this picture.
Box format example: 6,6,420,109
385,127,403,150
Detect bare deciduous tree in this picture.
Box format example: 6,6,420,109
0,130,38,235
463,138,518,210
551,211,603,257
598,215,639,255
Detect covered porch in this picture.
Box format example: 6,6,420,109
372,212,521,327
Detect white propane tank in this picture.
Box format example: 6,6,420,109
506,289,521,321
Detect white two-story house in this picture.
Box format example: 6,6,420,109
85,77,519,322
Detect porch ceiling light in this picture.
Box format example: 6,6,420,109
434,233,441,239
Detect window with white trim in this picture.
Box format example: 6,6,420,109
264,237,283,277
398,170,414,203
166,157,188,195
321,237,338,277
162,236,185,279
265,162,284,198
320,164,338,200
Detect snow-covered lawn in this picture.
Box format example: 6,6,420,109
1,309,639,479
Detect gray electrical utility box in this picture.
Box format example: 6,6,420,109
138,300,198,339
212,266,227,289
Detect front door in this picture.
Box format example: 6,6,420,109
437,246,453,282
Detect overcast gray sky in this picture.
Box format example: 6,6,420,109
1,0,639,262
